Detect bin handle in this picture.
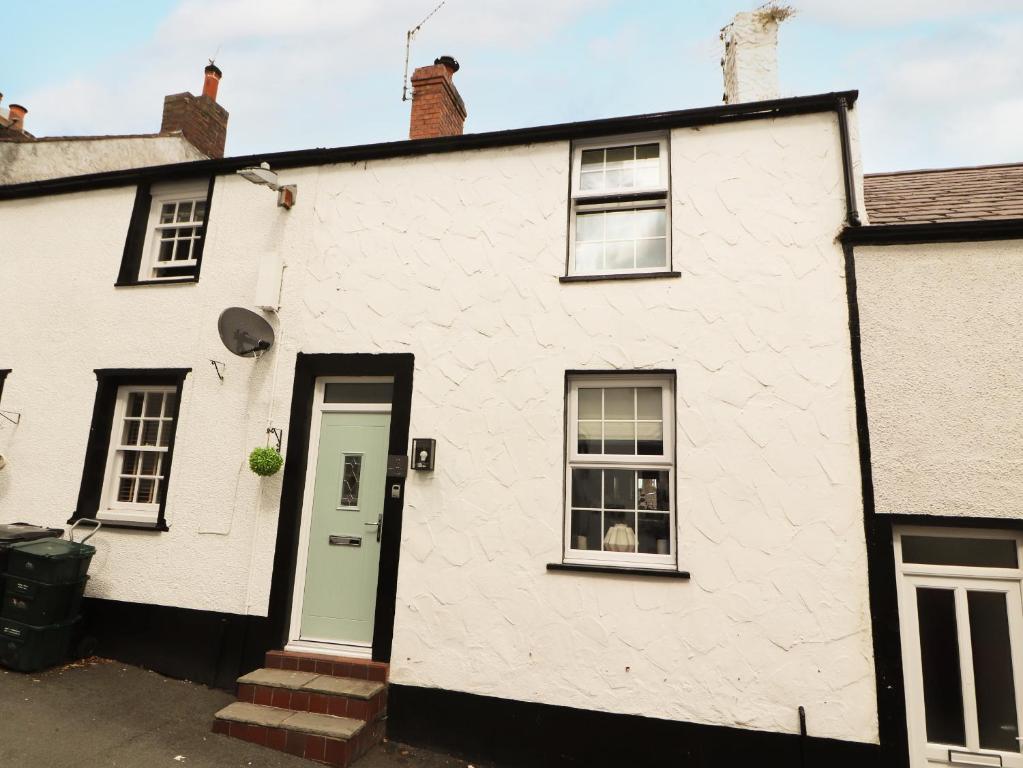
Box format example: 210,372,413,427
68,519,102,544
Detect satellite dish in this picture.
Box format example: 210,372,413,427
218,307,275,358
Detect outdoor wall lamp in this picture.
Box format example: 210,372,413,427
236,162,297,209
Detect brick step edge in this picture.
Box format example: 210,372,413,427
238,681,387,721
213,718,385,767
266,650,388,682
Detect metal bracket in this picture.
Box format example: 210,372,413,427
0,410,21,426
210,360,226,381
267,427,283,452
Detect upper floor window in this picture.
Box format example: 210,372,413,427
568,135,670,277
117,178,213,287
564,374,676,569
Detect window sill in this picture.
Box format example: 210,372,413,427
67,514,168,533
114,278,198,288
560,271,681,284
547,562,690,579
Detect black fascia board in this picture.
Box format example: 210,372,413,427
842,217,1023,246
0,90,858,201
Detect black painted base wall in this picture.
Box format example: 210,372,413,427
388,684,880,768
81,597,271,690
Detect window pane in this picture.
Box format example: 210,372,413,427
637,471,670,511
637,512,670,554
637,388,662,420
603,510,635,552
339,455,363,507
968,591,1020,751
145,393,164,417
578,388,602,420
158,240,174,262
136,478,156,504
158,422,172,447
176,201,193,222
174,238,192,262
323,382,394,404
635,209,665,238
636,143,659,161
576,212,604,242
117,477,136,503
120,451,139,475
163,392,177,417
194,200,207,219
122,420,140,446
636,238,667,269
903,536,1018,568
160,203,175,224
605,168,634,189
574,243,603,272
605,146,633,167
580,149,603,168
571,468,601,508
579,171,602,191
637,422,664,455
604,422,636,455
127,393,145,418
139,452,160,476
571,509,602,551
604,388,634,420
635,166,659,188
577,421,602,454
604,469,636,510
604,242,633,270
917,587,966,746
605,210,634,241
141,421,160,446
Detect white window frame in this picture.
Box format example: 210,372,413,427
894,526,1023,768
97,385,179,525
568,133,671,277
142,180,209,282
564,375,676,569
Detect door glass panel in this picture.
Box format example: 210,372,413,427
968,590,1020,752
338,455,362,507
917,587,967,746
902,536,1018,568
323,382,393,404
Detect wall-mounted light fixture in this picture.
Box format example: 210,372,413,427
236,161,297,209
412,438,436,471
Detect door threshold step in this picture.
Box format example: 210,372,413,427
239,668,384,699
266,649,388,682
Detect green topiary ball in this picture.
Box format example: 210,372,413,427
249,446,284,477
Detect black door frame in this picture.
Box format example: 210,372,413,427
265,352,414,662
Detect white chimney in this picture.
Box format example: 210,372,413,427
721,8,790,104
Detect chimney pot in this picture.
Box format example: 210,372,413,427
8,103,27,131
409,55,467,140
202,63,223,101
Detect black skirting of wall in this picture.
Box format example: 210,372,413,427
387,684,880,768
81,597,270,690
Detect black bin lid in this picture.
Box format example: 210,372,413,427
0,524,63,545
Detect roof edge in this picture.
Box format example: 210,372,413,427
865,160,1023,179
842,217,1023,246
0,90,858,201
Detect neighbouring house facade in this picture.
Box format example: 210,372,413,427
0,64,228,184
2,12,1020,768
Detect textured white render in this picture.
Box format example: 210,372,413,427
0,135,207,184
856,240,1023,518
722,12,780,104
0,109,875,741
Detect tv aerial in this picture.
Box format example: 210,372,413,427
217,307,275,358
402,0,447,102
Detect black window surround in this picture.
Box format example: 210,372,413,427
115,177,215,287
71,368,191,532
0,369,9,402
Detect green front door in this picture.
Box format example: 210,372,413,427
300,411,391,646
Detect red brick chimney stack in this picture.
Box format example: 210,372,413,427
409,55,467,140
8,104,27,132
160,63,229,159
202,63,222,101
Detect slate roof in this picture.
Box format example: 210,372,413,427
864,163,1023,225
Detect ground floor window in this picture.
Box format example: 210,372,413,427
895,527,1023,767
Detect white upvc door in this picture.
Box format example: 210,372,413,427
896,528,1023,768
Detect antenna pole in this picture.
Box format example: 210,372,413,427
401,0,447,102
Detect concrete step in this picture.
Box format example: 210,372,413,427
213,701,384,767
265,650,388,682
236,668,387,721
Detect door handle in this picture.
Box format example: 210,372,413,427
364,513,383,542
